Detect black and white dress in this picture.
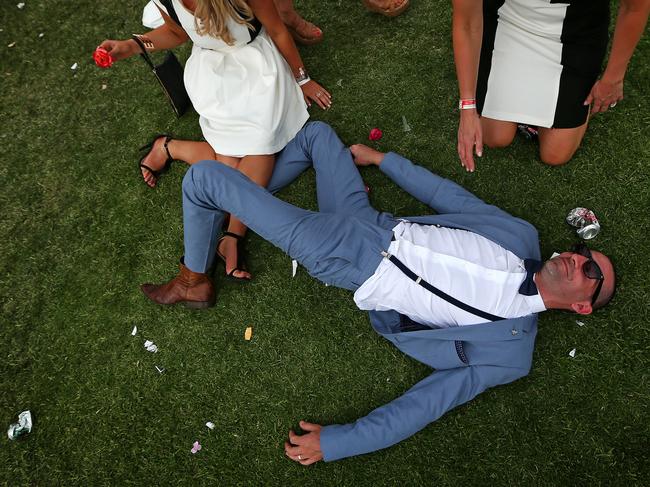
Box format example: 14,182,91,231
477,0,610,129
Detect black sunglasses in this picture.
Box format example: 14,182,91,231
571,244,604,305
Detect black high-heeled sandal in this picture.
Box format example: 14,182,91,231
216,231,251,282
139,134,173,187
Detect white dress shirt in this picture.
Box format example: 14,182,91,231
353,221,546,328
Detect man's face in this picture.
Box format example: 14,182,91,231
538,249,613,314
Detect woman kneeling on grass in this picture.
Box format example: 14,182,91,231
452,0,649,171
98,0,330,281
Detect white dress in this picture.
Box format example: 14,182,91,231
153,0,309,156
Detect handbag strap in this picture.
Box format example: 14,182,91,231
131,35,156,70
381,251,506,322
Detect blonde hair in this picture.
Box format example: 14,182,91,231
194,0,254,45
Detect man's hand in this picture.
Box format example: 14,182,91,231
350,144,385,166
284,421,323,466
457,109,482,172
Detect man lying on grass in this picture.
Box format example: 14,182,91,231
141,122,616,463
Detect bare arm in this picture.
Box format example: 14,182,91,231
97,7,189,61
585,0,650,113
452,0,483,172
248,0,331,110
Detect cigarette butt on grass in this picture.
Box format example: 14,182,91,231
244,327,253,341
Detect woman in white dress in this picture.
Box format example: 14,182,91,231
99,0,330,281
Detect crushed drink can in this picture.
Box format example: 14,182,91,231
7,410,32,440
566,207,600,239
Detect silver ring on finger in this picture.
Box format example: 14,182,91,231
298,454,302,460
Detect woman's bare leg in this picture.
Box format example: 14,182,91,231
538,121,589,166
481,117,517,149
140,137,242,187
218,154,276,280
273,0,322,43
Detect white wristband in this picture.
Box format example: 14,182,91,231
298,77,311,87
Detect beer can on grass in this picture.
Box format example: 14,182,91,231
566,207,600,239
7,410,32,440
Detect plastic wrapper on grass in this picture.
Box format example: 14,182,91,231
7,411,32,440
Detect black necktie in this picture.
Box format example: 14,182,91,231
518,259,543,296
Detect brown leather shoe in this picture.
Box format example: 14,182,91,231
141,262,216,309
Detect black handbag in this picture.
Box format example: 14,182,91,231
131,34,191,117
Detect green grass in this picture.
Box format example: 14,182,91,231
1,0,649,485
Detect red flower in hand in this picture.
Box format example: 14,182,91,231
93,47,114,68
369,128,383,141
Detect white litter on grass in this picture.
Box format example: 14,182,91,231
576,320,585,327
191,440,201,454
70,62,78,70
402,116,411,132
38,33,44,38
551,252,561,259
8,42,16,48
206,422,215,430
336,79,343,87
155,365,165,374
569,348,577,358
292,259,298,277
101,84,107,90
17,3,25,9
144,340,158,353
131,325,138,336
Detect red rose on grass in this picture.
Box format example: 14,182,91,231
93,47,114,68
368,128,383,141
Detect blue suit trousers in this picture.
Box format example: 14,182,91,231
182,122,395,290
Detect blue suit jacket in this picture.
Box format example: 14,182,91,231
319,152,542,462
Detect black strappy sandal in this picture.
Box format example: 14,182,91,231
216,231,251,282
139,134,173,187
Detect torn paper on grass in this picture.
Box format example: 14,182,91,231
155,365,165,374
206,422,215,430
131,326,138,336
70,62,78,70
292,259,298,277
191,440,201,454
144,340,158,353
569,348,576,358
402,116,411,132
244,327,252,341
576,320,585,327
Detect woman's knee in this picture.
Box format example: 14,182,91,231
539,146,576,166
483,130,515,149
